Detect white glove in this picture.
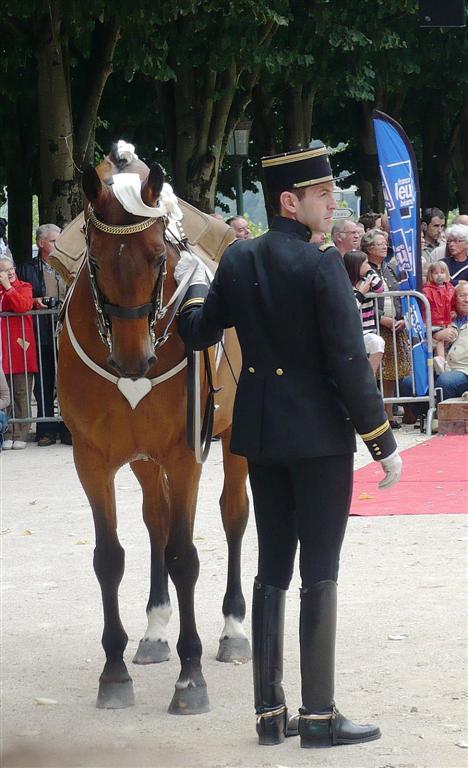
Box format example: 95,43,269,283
378,449,402,489
174,250,206,286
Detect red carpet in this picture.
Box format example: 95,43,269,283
350,435,468,516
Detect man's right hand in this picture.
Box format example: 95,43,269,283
33,297,47,309
378,449,402,489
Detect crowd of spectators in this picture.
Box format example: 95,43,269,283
0,223,70,451
0,204,467,449
326,208,468,426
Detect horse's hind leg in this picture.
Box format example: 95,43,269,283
217,430,251,663
165,455,210,715
130,460,172,664
74,450,134,709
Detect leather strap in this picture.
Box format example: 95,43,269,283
186,348,221,463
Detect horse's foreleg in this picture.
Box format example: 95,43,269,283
130,460,172,664
165,456,209,715
74,451,134,709
217,433,252,663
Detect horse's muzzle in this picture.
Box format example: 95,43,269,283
108,354,157,379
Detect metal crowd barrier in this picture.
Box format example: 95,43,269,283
365,289,437,437
2,292,437,436
0,308,62,426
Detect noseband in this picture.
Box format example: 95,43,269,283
84,204,168,352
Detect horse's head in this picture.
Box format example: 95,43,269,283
82,148,167,379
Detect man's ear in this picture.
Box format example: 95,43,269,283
421,222,427,233
279,190,298,215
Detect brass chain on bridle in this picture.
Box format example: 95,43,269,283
83,204,168,351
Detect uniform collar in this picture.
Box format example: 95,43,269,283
270,216,311,242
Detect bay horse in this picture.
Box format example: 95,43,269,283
57,144,250,713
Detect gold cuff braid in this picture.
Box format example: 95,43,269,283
360,420,390,441
178,297,206,313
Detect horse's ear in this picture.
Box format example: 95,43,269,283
141,164,165,207
82,165,107,206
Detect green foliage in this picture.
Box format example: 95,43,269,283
1,0,467,228
243,213,266,238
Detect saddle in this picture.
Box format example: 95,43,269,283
49,200,235,286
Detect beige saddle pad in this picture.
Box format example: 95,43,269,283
49,200,235,286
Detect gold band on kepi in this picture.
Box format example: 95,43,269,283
261,146,329,168
261,141,335,199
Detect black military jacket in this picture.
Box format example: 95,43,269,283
178,216,396,463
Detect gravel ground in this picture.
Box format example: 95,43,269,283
1,425,467,768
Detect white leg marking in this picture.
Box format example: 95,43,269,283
143,603,172,642
220,614,248,641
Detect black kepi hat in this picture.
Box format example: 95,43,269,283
261,141,334,201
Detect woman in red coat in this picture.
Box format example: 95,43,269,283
0,255,38,449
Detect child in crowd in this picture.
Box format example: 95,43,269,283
344,250,386,373
422,261,455,374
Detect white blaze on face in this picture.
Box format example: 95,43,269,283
143,603,172,642
219,614,248,641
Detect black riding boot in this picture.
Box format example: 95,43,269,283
252,580,288,745
298,580,381,748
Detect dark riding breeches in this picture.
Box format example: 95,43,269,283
248,454,354,591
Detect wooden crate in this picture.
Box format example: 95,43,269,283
437,399,468,435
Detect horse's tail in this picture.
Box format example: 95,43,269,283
109,140,138,170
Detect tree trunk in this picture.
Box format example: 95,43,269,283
302,84,316,146
284,85,306,149
283,84,316,151
449,100,468,214
170,62,238,211
74,17,120,171
162,16,277,211
251,84,277,157
356,101,383,213
36,4,75,228
420,93,450,214
1,96,36,264
4,126,34,265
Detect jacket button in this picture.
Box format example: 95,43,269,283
248,366,255,373
276,368,284,376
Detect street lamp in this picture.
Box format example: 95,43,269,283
225,120,252,216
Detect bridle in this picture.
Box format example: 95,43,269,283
84,203,169,352
63,194,219,461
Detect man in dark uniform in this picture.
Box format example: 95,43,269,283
174,143,402,750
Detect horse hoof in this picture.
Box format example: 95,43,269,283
216,636,252,663
132,639,170,664
96,680,135,709
168,683,210,715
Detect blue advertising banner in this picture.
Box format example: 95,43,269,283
372,110,429,395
